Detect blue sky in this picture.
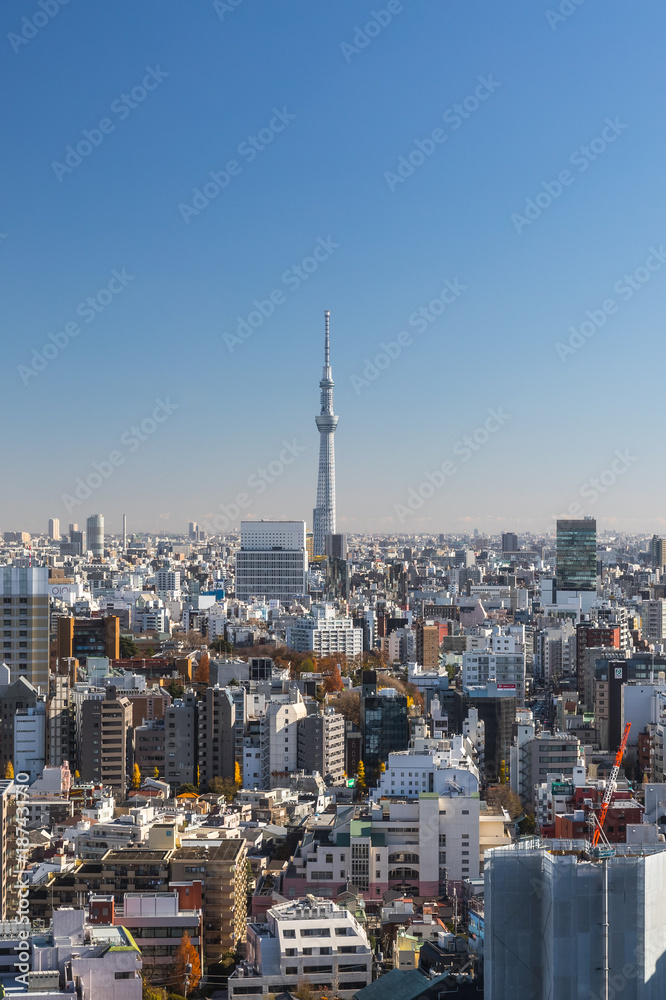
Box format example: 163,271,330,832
1,0,664,537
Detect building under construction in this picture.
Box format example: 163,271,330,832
485,838,666,999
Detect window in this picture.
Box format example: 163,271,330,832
303,948,313,956
286,967,298,975
301,928,330,937
283,929,296,938
285,949,296,957
114,972,133,980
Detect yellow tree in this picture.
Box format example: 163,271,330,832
153,767,160,780
132,763,141,790
4,761,14,779
234,761,242,787
171,930,201,995
356,761,366,791
195,651,210,684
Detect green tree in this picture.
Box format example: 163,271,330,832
119,635,138,658
210,638,234,654
166,679,184,699
176,783,199,796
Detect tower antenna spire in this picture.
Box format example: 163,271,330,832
324,310,330,368
313,310,338,557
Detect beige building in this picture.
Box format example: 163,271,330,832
171,839,247,959
0,780,18,920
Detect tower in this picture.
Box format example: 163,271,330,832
313,310,338,556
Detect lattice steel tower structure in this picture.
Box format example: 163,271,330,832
313,310,338,556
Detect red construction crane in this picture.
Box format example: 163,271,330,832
592,722,631,847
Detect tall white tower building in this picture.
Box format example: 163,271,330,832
313,311,338,556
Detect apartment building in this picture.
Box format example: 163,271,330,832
164,696,197,787
462,651,526,705
260,689,307,788
198,685,236,786
297,707,346,784
80,687,133,791
171,839,247,958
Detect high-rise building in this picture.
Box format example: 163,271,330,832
556,517,597,610
313,311,338,556
416,622,440,668
80,687,133,790
297,706,346,784
650,535,666,569
165,696,197,787
501,531,518,553
236,520,308,603
48,518,60,541
86,513,105,557
485,841,666,999
360,670,409,776
47,667,77,767
641,600,666,642
0,565,50,689
324,532,347,559
14,701,46,780
57,614,120,663
0,780,17,921
0,674,39,774
188,521,198,540
260,689,307,788
198,686,236,786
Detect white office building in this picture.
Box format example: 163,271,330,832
286,603,362,657
229,897,372,999
14,701,46,780
260,689,308,788
372,736,479,801
236,520,308,603
462,650,526,704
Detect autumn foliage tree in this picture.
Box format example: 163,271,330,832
356,761,366,790
132,763,141,790
171,931,201,994
195,651,210,684
234,761,242,787
323,664,343,695
4,761,14,779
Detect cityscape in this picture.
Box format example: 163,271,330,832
3,3,665,1000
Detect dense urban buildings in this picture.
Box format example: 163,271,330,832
4,515,666,996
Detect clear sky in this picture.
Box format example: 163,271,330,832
2,0,664,537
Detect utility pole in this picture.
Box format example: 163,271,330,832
184,961,192,999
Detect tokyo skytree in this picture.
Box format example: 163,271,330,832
313,310,338,556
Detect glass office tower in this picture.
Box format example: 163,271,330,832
556,518,597,592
